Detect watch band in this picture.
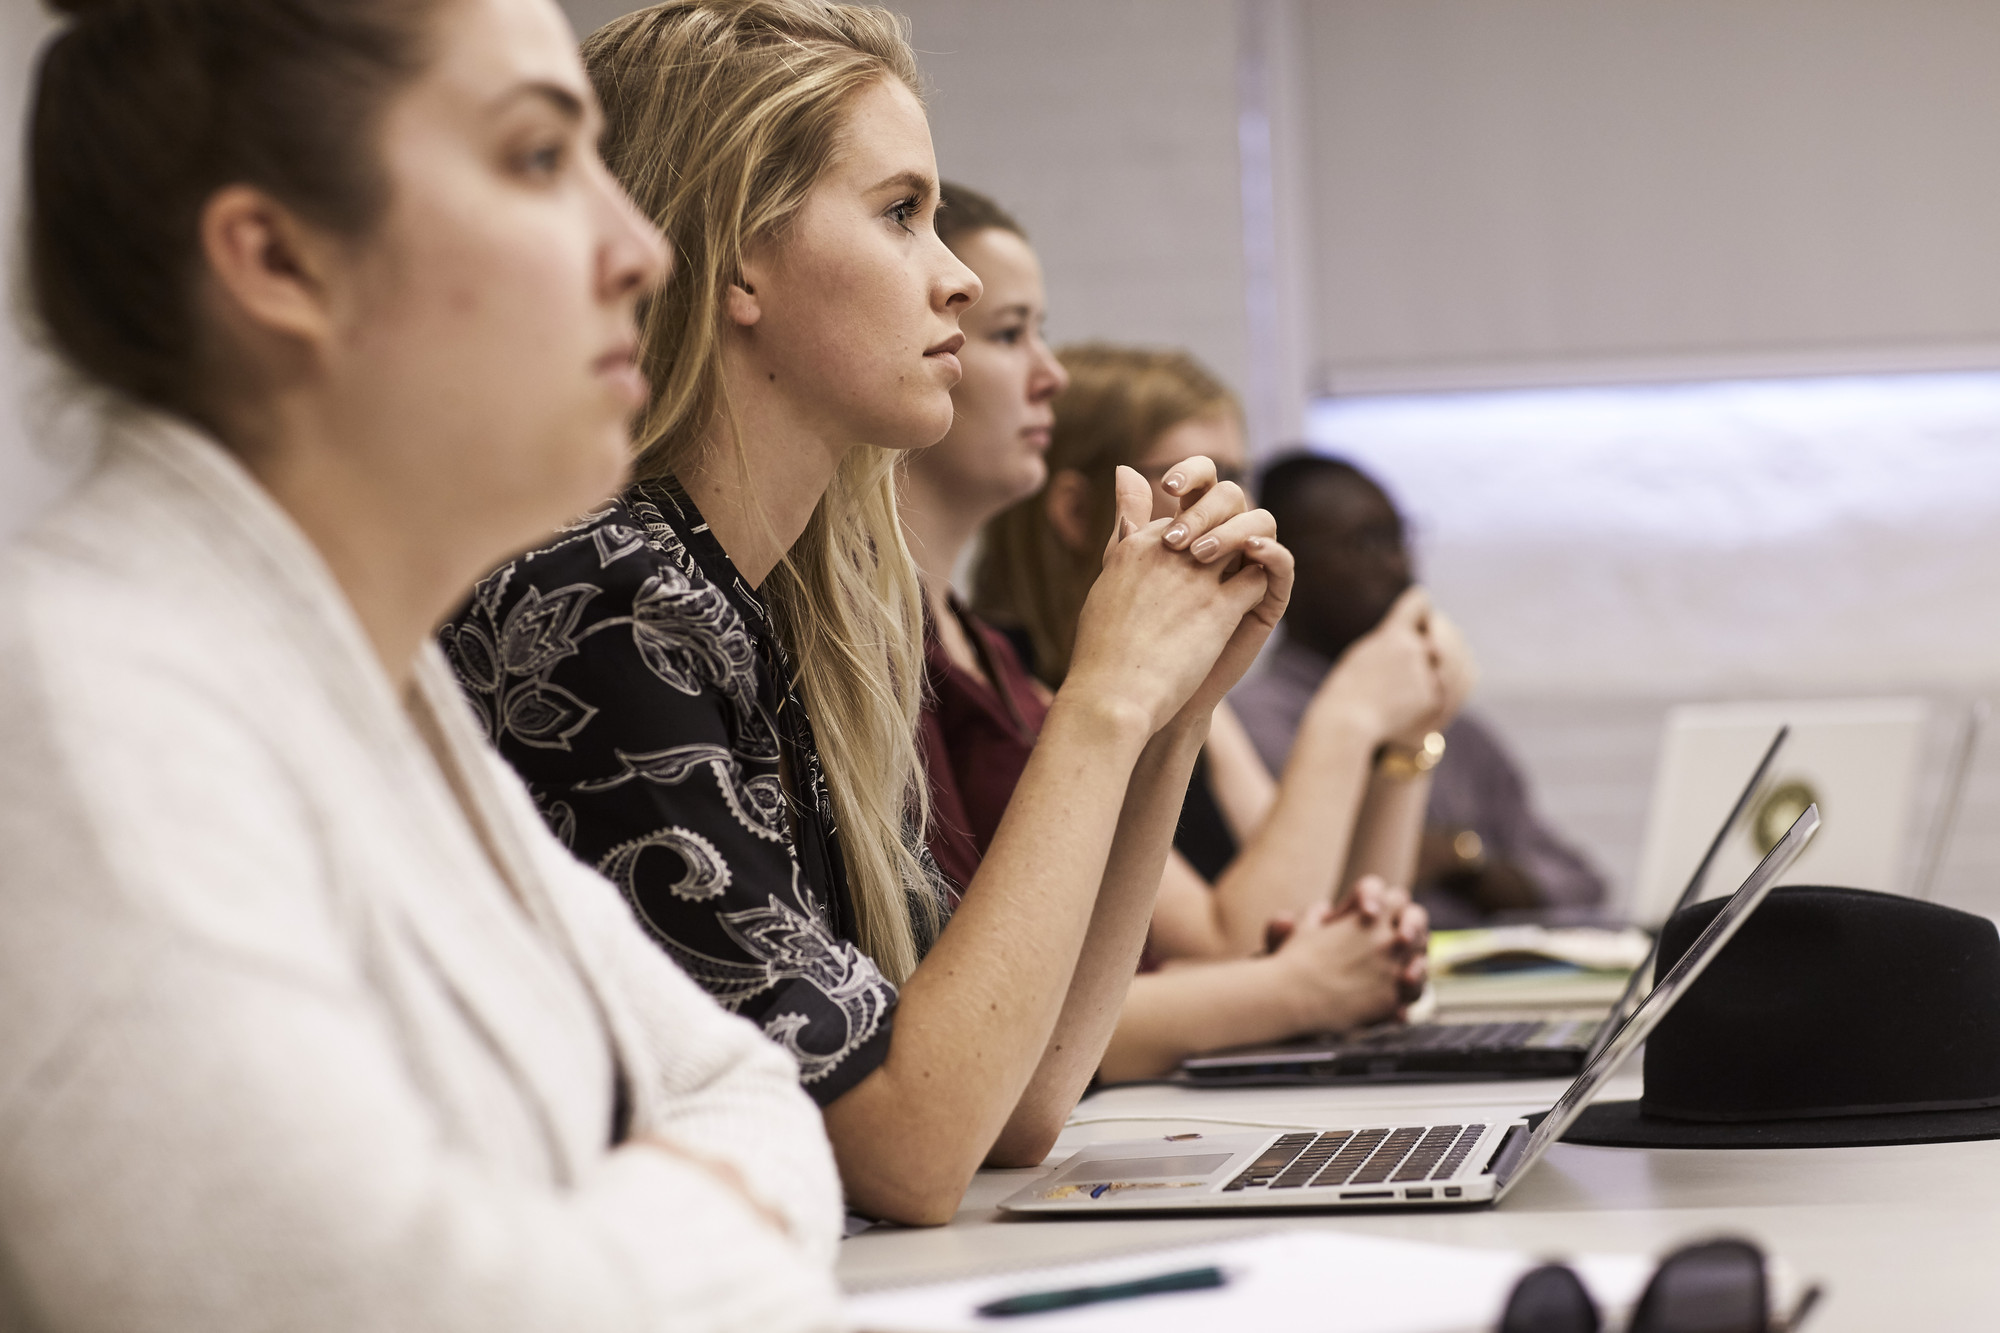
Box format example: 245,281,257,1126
1376,729,1447,779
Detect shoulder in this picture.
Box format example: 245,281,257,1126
443,491,755,708
456,495,674,630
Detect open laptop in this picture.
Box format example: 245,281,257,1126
1002,803,1818,1216
1175,728,1789,1087
1630,698,1929,922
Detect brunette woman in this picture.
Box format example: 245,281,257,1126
444,0,1292,1226
2,0,850,1328
906,186,1459,1079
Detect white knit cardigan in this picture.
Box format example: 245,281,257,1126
0,411,848,1332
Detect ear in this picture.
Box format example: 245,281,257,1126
198,184,337,349
725,245,771,329
1044,467,1097,554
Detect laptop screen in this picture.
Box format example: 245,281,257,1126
1494,804,1821,1193
1582,726,1787,1066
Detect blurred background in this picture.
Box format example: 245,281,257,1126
6,0,1997,914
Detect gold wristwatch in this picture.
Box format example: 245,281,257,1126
1376,730,1446,779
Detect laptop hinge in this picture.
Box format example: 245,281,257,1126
1484,1123,1532,1183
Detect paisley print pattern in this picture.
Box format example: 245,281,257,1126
441,479,902,1103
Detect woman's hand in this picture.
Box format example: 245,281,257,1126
1153,456,1296,723
1411,607,1477,742
1062,461,1291,734
1329,875,1429,1007
1307,586,1445,745
1264,897,1408,1033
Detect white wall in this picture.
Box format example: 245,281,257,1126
1301,0,2000,394
896,0,1253,418
1,4,79,543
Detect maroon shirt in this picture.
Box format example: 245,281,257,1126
919,601,1049,895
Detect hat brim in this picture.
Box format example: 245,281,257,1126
1561,1099,2000,1150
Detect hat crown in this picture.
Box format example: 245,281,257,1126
1643,886,2000,1123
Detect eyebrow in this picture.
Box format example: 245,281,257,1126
492,80,589,123
868,169,938,199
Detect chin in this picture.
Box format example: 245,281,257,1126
879,399,959,452
1009,456,1049,502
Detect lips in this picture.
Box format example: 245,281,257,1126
595,340,648,408
924,332,965,379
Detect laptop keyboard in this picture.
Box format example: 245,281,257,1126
1349,1020,1590,1052
1221,1125,1489,1192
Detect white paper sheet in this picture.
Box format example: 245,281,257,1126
845,1229,1654,1333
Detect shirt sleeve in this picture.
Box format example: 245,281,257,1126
444,515,897,1106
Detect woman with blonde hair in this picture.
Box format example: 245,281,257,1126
908,188,1458,1079
972,341,1476,1043
445,0,1292,1226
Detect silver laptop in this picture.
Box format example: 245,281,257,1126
1001,804,1819,1216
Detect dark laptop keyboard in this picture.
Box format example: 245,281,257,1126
1221,1125,1490,1192
1182,1018,1597,1084
1348,1021,1580,1052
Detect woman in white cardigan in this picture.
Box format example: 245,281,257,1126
2,0,845,1329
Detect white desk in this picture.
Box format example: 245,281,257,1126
839,1072,2000,1329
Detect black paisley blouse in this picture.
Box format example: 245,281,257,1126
441,479,898,1104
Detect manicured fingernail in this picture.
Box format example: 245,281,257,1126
1164,524,1188,547
1246,536,1266,551
1192,535,1219,559
1162,471,1186,494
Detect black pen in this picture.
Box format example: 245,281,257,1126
975,1264,1228,1318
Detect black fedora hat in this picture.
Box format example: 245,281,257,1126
1565,886,2000,1149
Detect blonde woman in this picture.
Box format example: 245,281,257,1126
973,344,1474,999
908,188,1451,1079
444,0,1291,1226
3,0,853,1327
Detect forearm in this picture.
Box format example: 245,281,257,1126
1343,769,1434,894
1098,959,1305,1083
988,714,1210,1162
1206,708,1377,952
822,692,1152,1224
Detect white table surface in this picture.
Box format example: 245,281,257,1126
838,1071,2000,1330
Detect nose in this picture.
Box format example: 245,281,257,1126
1028,334,1070,403
596,163,670,303
937,238,982,315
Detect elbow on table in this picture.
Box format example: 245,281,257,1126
842,1162,974,1228
984,1109,1066,1172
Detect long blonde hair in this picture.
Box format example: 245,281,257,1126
585,0,934,982
973,343,1241,686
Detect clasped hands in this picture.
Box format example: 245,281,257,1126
1265,875,1431,1022
1066,457,1293,736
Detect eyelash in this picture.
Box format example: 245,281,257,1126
887,195,920,233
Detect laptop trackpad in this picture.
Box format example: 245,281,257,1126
1056,1153,1233,1182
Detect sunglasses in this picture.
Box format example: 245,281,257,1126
1500,1237,1822,1333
